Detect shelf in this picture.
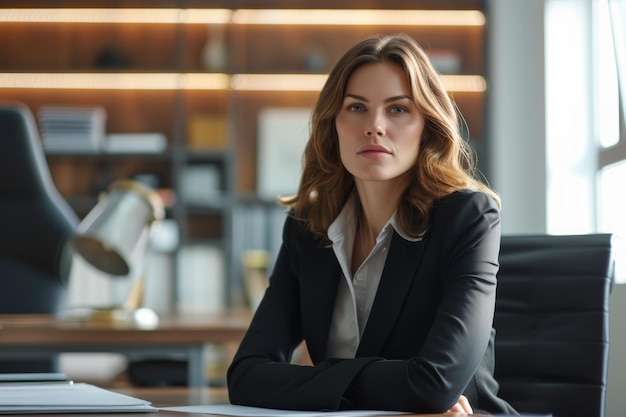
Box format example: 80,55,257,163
45,151,173,159
0,73,486,92
0,8,484,26
185,149,231,160
185,200,231,214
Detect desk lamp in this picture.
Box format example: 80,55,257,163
72,180,164,325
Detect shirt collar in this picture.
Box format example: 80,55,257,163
327,193,357,245
390,215,423,242
327,192,423,244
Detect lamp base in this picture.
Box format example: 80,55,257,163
87,307,131,323
64,306,159,329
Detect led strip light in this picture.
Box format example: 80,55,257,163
0,8,484,26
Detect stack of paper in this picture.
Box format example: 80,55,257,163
0,383,156,414
38,106,106,153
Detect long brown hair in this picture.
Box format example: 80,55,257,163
280,33,500,241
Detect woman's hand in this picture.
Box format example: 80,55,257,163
446,395,473,414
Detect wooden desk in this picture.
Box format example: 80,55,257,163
0,312,250,387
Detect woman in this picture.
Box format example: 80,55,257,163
227,33,517,415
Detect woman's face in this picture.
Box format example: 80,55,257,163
335,61,425,189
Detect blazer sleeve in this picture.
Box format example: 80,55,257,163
227,216,381,410
342,191,502,412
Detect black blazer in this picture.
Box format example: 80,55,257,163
227,190,517,415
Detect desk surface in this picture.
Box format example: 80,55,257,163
0,312,251,346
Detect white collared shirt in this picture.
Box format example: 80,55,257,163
325,194,421,358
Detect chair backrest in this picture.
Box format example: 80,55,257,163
495,233,616,417
0,102,79,314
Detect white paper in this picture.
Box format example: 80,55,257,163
162,404,408,417
0,383,156,414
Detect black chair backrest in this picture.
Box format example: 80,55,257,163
0,102,78,314
495,233,615,417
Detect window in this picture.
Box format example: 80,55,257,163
546,0,625,281
545,0,595,234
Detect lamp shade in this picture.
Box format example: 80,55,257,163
72,180,164,276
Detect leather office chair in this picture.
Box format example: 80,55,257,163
0,102,79,372
495,233,616,417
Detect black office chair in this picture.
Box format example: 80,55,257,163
0,102,79,372
495,233,616,417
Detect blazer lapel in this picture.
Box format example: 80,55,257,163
299,243,342,363
357,232,427,357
